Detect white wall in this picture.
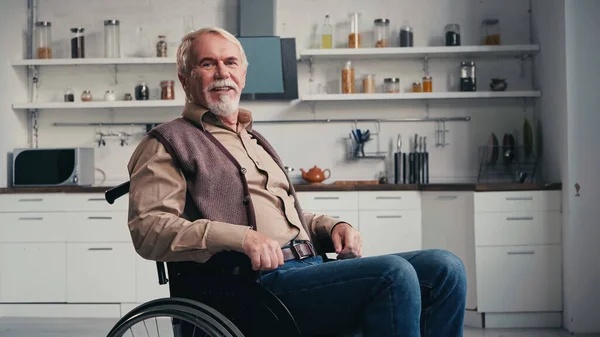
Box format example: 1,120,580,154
1,0,536,187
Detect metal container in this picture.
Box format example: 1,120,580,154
460,61,476,91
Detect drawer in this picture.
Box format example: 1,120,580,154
63,193,129,212
475,245,562,312
66,212,130,242
295,192,358,211
303,210,359,231
475,211,561,246
0,194,69,212
0,213,68,242
358,191,421,210
359,210,421,256
67,242,136,303
474,191,561,213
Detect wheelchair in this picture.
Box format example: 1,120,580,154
104,181,344,337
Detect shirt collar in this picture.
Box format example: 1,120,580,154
182,101,254,132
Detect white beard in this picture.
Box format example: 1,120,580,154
206,94,239,117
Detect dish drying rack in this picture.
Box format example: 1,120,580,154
345,121,386,160
477,145,538,183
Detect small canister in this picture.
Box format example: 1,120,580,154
156,35,167,57
124,93,133,101
362,74,376,93
460,61,476,91
445,24,461,46
412,82,422,92
399,23,414,47
422,76,432,92
161,80,175,100
374,18,390,47
35,21,52,59
341,61,355,94
384,78,400,93
104,90,116,101
81,90,93,102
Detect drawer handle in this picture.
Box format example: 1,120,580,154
506,216,534,221
18,198,43,202
376,196,402,200
18,217,43,220
507,251,535,255
314,197,339,200
88,247,113,251
376,215,403,219
505,197,533,201
437,196,458,200
88,216,113,220
87,198,106,202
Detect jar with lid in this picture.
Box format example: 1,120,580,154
460,61,476,91
341,61,355,94
81,90,92,102
156,35,167,57
124,93,133,101
135,78,150,100
412,82,422,92
482,19,501,45
362,74,376,93
104,20,120,58
374,18,390,47
445,24,461,46
348,12,361,48
35,21,52,59
70,27,85,58
422,76,432,92
161,80,175,100
64,85,74,102
399,22,414,47
104,90,116,101
384,78,400,93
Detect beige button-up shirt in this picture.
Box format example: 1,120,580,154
127,103,342,263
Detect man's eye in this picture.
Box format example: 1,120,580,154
226,61,237,66
201,62,213,68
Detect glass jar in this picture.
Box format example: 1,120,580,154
422,76,432,92
348,13,361,48
104,20,120,58
161,80,175,100
362,74,376,93
104,90,116,101
135,79,150,100
156,35,167,57
412,82,422,92
384,78,400,93
124,93,133,101
460,61,476,91
399,23,414,47
81,90,92,102
374,18,390,48
64,85,74,102
70,27,85,58
445,24,461,46
35,21,52,59
321,15,333,49
482,19,501,45
341,61,355,94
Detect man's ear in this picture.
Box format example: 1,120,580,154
178,73,187,91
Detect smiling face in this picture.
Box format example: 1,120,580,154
179,32,247,117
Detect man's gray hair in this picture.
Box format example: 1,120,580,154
176,27,249,77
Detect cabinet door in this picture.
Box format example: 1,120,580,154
359,210,421,257
0,243,66,302
421,192,477,310
67,243,136,303
135,255,170,303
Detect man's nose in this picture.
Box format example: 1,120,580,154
215,62,230,79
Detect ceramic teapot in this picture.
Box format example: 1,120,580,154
300,165,331,184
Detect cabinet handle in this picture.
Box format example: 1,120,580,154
18,217,43,220
314,197,339,200
376,196,402,200
437,196,458,200
88,247,113,251
376,215,403,219
507,251,535,255
331,216,340,219
88,216,113,220
18,198,43,202
87,198,106,201
506,216,534,221
505,197,533,201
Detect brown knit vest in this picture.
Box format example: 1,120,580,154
148,117,325,254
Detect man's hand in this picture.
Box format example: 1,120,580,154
242,230,285,271
331,223,362,259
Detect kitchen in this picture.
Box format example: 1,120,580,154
0,0,599,336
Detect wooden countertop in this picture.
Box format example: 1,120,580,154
0,182,562,194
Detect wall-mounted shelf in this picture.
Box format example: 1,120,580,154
299,45,540,61
301,91,541,102
12,57,176,66
12,100,184,110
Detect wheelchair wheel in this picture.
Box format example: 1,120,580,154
107,297,245,337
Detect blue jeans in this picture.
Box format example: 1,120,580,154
260,249,467,337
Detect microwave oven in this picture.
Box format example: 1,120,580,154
12,148,95,187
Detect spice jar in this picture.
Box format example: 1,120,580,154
460,61,476,91
64,86,74,102
422,76,432,92
104,90,116,101
374,19,390,47
412,82,422,92
156,35,167,57
341,61,355,94
482,19,501,45
124,93,133,101
348,13,361,48
445,24,461,46
135,79,150,100
384,78,400,93
70,27,85,58
81,90,92,102
399,23,414,47
35,21,52,59
104,20,120,58
161,80,175,100
362,74,376,93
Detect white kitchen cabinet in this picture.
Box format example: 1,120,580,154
295,191,359,211
359,210,421,256
0,243,67,302
66,242,136,303
421,192,477,310
0,213,68,243
358,191,421,210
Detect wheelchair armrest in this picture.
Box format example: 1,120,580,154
105,181,130,204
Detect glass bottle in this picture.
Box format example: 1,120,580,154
70,27,85,58
460,61,476,91
341,61,355,94
104,20,120,58
374,18,390,48
135,78,150,100
423,76,433,92
64,85,74,102
321,15,333,49
445,24,461,46
384,78,400,93
35,21,52,59
348,12,361,48
156,35,167,57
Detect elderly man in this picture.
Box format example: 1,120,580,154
127,27,466,337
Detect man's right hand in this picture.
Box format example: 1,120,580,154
242,230,285,271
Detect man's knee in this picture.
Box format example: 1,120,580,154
368,254,420,292
424,249,467,291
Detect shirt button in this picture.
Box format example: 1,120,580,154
240,167,247,174
243,195,251,205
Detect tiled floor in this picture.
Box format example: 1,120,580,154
0,318,597,337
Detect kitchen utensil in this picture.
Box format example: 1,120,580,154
487,132,499,164
523,118,533,158
423,136,429,184
394,134,402,184
300,166,331,184
502,133,516,164
409,134,417,184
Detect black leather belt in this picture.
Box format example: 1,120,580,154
281,240,316,261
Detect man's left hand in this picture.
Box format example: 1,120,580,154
331,223,362,259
